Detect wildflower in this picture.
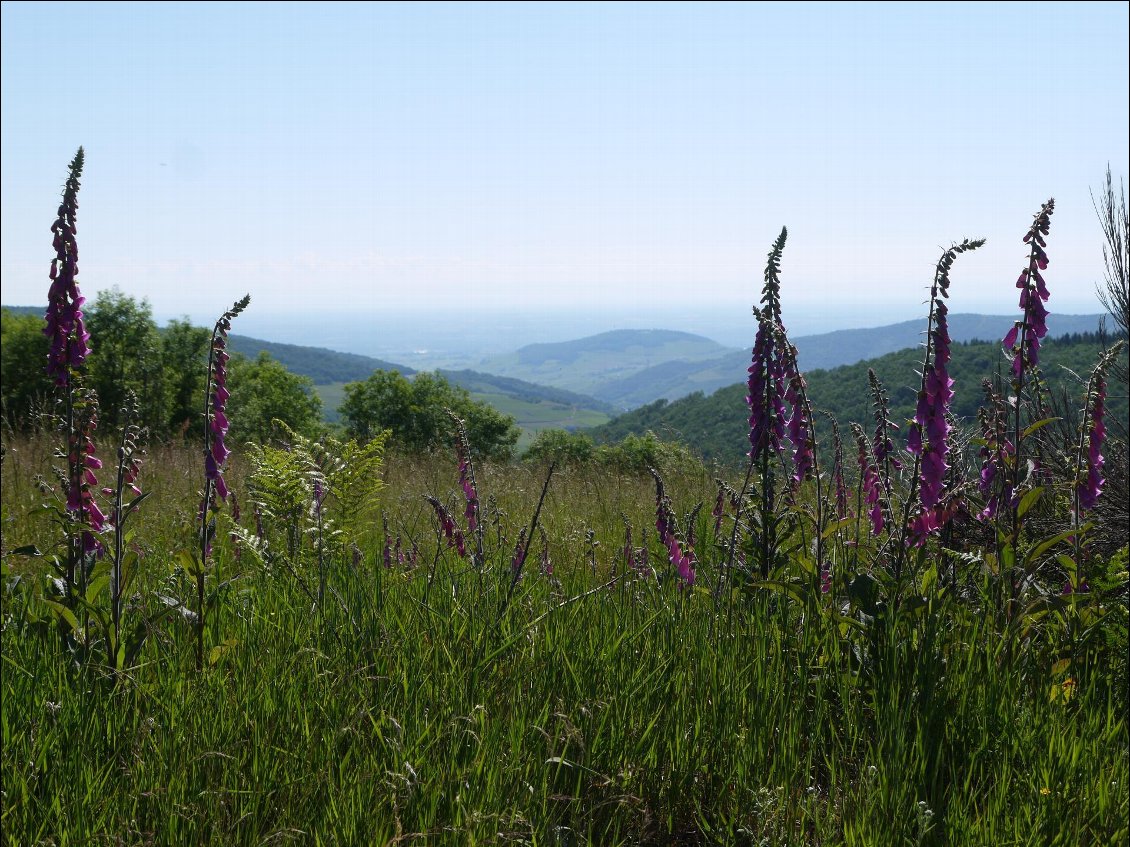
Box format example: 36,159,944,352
820,560,832,594
1075,344,1122,513
783,346,815,487
868,369,901,473
651,468,695,587
64,390,107,556
909,301,954,541
1004,200,1054,378
44,148,89,387
746,320,779,455
204,296,248,505
622,518,634,571
382,518,393,568
425,495,466,558
511,526,529,575
711,484,726,534
824,414,850,520
906,239,984,544
851,423,884,536
746,228,790,460
313,479,325,516
977,381,1014,521
539,527,553,576
448,415,480,533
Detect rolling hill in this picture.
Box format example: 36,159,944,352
476,329,734,398
471,315,1109,410
588,330,1128,467
227,334,413,383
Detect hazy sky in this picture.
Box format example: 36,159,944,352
2,1,1127,330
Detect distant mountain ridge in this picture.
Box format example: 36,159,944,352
793,313,1108,371
226,334,413,383
477,329,735,399
512,329,728,366
490,313,1108,409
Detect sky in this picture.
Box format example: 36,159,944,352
2,1,1128,347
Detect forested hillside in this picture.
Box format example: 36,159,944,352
227,334,411,383
590,331,1129,466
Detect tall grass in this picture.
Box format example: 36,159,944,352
3,446,1127,845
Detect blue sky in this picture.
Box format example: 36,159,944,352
2,1,1127,334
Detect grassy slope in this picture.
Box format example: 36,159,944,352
1,443,1125,845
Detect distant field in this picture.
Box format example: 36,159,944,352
473,392,611,449
313,382,610,449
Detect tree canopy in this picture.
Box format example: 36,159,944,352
340,370,519,459
226,351,324,444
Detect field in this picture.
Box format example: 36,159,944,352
3,439,1127,846
4,155,1128,846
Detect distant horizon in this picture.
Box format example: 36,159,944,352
3,298,1113,366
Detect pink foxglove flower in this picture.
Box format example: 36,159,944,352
651,469,695,588
852,424,884,536
426,495,467,558
69,393,106,555
906,239,984,545
44,148,90,387
1074,345,1122,513
1004,200,1054,378
204,296,248,505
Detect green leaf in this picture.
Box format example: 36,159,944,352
10,545,42,556
919,564,938,595
1056,554,1077,575
1017,487,1045,518
119,552,139,595
1001,545,1016,571
820,517,854,541
1026,528,1083,566
760,579,808,603
207,638,238,666
1022,417,1061,438
85,574,110,603
175,549,200,576
43,600,80,634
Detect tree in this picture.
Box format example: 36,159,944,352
0,308,53,429
523,429,596,466
340,369,519,459
160,318,211,437
225,351,323,445
85,289,165,430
